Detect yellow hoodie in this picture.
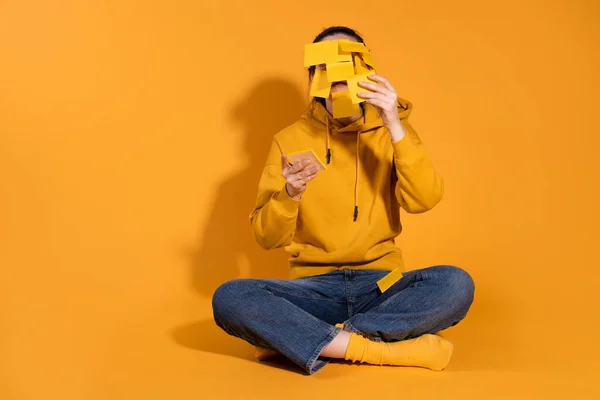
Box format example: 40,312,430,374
250,98,444,279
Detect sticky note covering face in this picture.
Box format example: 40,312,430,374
332,91,361,118
304,41,336,67
310,69,330,98
361,52,377,69
326,61,355,82
325,51,352,64
339,39,369,53
353,54,370,74
305,39,377,108
347,71,375,104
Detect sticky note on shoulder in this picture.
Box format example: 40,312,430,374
347,71,376,104
331,91,360,118
310,69,330,98
287,150,327,171
376,268,403,293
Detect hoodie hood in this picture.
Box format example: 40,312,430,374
301,97,413,133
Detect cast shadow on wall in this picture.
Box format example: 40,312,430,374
189,78,307,299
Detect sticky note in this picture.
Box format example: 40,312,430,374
339,39,369,53
376,268,403,293
325,51,352,64
353,54,372,74
347,71,376,104
361,52,377,69
304,40,336,67
310,69,331,98
287,150,327,171
331,91,360,118
326,61,355,82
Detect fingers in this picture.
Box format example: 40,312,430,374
303,172,318,183
363,97,391,110
282,159,308,180
358,91,396,109
358,91,395,104
288,159,312,175
357,80,389,95
281,153,320,197
366,74,396,93
287,165,319,183
288,171,318,190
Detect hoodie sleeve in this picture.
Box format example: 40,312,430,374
392,119,444,213
249,138,299,250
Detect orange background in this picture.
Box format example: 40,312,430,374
1,1,599,399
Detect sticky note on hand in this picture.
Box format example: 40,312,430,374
287,150,327,171
347,71,376,104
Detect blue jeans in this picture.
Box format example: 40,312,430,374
212,265,474,374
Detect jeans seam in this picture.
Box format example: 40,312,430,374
343,320,383,342
265,286,345,303
305,326,341,374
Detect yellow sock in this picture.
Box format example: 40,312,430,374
344,333,454,371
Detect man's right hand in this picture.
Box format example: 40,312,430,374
281,153,320,200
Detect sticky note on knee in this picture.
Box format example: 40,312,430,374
331,91,360,118
377,268,403,293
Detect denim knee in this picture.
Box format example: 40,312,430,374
212,279,262,326
430,265,475,314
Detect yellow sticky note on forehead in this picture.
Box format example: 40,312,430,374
339,39,369,53
326,61,355,83
304,40,336,67
325,51,352,64
310,69,330,98
332,91,360,118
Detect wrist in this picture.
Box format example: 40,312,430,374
285,183,302,201
387,121,406,142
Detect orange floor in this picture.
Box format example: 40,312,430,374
7,298,590,400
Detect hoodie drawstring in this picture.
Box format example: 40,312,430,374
325,118,331,164
325,117,360,222
354,131,360,222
